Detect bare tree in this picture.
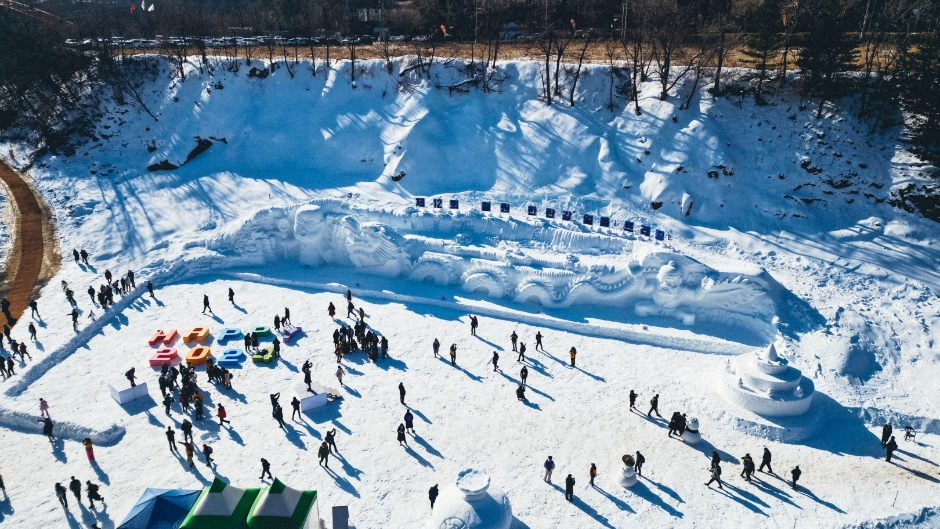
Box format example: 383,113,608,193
569,29,593,106
648,0,692,100
535,26,557,104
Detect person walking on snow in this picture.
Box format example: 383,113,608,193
325,428,338,453
432,338,440,358
273,405,285,428
69,309,79,330
39,398,50,418
429,484,439,509
346,301,355,319
260,459,273,480
543,456,555,482
589,464,598,486
86,481,104,509
274,315,281,332
181,419,194,444
492,351,499,371
55,483,69,509
28,322,36,341
283,307,291,325
228,288,235,304
759,447,773,473
565,474,575,501
569,347,577,367
535,331,543,351
518,343,526,362
40,416,55,441
178,442,195,469
705,464,723,489
516,385,526,401
29,300,39,318
328,302,336,318
449,344,457,366
635,451,645,476
520,366,528,385
336,365,344,386
881,422,893,448
790,465,801,490
147,281,154,297
399,382,406,404
126,368,136,387
886,436,898,462
397,423,408,446
510,331,518,352
291,397,301,421
202,444,214,466
80,248,89,264
710,451,721,470
318,442,330,467
629,390,638,411
202,295,212,314
69,477,82,504
469,315,478,336
166,427,177,451
648,394,662,418
73,249,80,263
404,410,415,434
163,394,173,415
217,404,230,426
82,437,95,461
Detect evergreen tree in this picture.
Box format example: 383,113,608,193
902,21,940,164
741,0,783,98
795,0,859,118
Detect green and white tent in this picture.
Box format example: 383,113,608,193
245,479,319,529
180,479,260,529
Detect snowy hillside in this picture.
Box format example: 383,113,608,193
0,55,939,529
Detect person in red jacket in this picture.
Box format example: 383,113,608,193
217,404,230,426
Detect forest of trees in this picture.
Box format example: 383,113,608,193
1,0,939,165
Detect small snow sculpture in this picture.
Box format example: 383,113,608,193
725,359,735,374
617,455,638,488
683,417,701,444
719,344,815,417
428,469,512,529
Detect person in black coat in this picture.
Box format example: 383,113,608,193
397,423,408,446
404,410,415,433
881,422,893,448
886,436,898,462
492,351,499,371
429,484,439,509
759,447,773,473
520,366,528,385
318,442,330,467
40,417,55,441
516,385,526,401
710,451,721,470
790,465,801,490
564,474,575,501
398,382,406,404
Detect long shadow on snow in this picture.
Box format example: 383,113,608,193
404,445,434,468
765,392,882,457
412,433,443,458
630,481,683,518
437,356,482,381
498,371,554,401
794,484,846,513
547,482,615,528
889,461,940,484
593,485,636,513
707,482,768,517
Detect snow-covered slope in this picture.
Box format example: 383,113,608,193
0,55,938,528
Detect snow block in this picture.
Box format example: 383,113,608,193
183,327,211,343
281,325,303,344
149,347,179,367
249,326,272,337
110,381,149,405
186,346,211,366
296,384,328,411
149,329,178,346
252,347,274,364
218,349,246,367
217,328,243,344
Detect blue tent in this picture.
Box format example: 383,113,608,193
119,488,202,529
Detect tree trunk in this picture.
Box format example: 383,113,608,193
711,29,725,94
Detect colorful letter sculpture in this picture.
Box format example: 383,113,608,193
218,348,246,367
295,384,328,411
249,326,272,338
252,346,274,364
183,327,211,343
186,346,211,366
217,328,243,344
149,329,178,346
110,381,149,405
149,347,179,367
280,325,303,344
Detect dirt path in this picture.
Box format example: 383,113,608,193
0,159,60,323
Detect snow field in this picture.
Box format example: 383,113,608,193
0,274,937,528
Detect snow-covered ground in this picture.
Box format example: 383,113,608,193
0,55,938,528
